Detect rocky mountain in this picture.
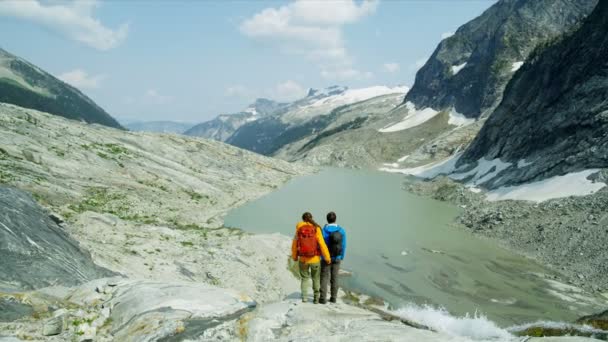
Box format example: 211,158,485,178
184,98,285,141
124,120,194,134
404,0,597,118
226,85,408,155
273,92,413,166
452,0,608,190
0,48,122,129
230,0,597,169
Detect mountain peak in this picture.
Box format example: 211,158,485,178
0,48,123,129
404,0,597,118
243,98,285,117
306,85,348,98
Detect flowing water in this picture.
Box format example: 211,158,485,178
225,168,605,331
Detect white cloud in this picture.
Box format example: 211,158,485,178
0,0,128,50
225,81,306,103
289,0,378,25
441,31,455,39
383,62,400,73
225,85,250,98
240,0,377,80
271,80,307,102
57,69,105,89
145,89,174,105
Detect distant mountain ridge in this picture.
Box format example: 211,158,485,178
184,98,286,141
226,85,408,155
0,48,122,129
404,0,597,118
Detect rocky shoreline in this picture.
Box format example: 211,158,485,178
406,172,608,295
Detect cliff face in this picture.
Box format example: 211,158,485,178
459,0,608,188
404,0,596,118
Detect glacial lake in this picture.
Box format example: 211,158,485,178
225,168,605,326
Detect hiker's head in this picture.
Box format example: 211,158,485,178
302,212,320,228
302,212,313,222
327,211,337,224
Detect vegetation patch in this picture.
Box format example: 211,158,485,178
166,217,214,231
102,143,129,155
47,146,65,157
119,213,157,225
184,189,205,201
137,179,169,192
31,192,46,204
81,143,132,163
0,147,9,160
342,290,361,304
0,169,16,183
513,326,608,340
363,296,386,306
66,187,148,222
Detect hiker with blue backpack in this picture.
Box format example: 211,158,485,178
320,211,347,304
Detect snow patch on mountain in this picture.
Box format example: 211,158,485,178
381,154,606,203
451,62,467,75
451,158,513,185
244,107,258,115
309,85,408,109
283,85,408,123
379,102,440,133
486,170,606,202
511,61,524,72
306,85,348,98
448,108,475,127
380,153,461,178
398,155,410,162
517,159,534,168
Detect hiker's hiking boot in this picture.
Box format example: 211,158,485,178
302,298,308,303
319,298,327,304
313,297,319,304
329,297,337,303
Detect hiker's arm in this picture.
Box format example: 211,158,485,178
316,228,331,263
291,233,298,261
340,228,346,260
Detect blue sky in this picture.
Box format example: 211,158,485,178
0,0,495,123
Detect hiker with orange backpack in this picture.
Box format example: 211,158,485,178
292,212,331,304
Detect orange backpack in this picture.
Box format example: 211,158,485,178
297,224,319,257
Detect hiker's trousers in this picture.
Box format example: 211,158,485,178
320,260,340,301
299,261,321,301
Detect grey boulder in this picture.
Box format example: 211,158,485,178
0,186,115,292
